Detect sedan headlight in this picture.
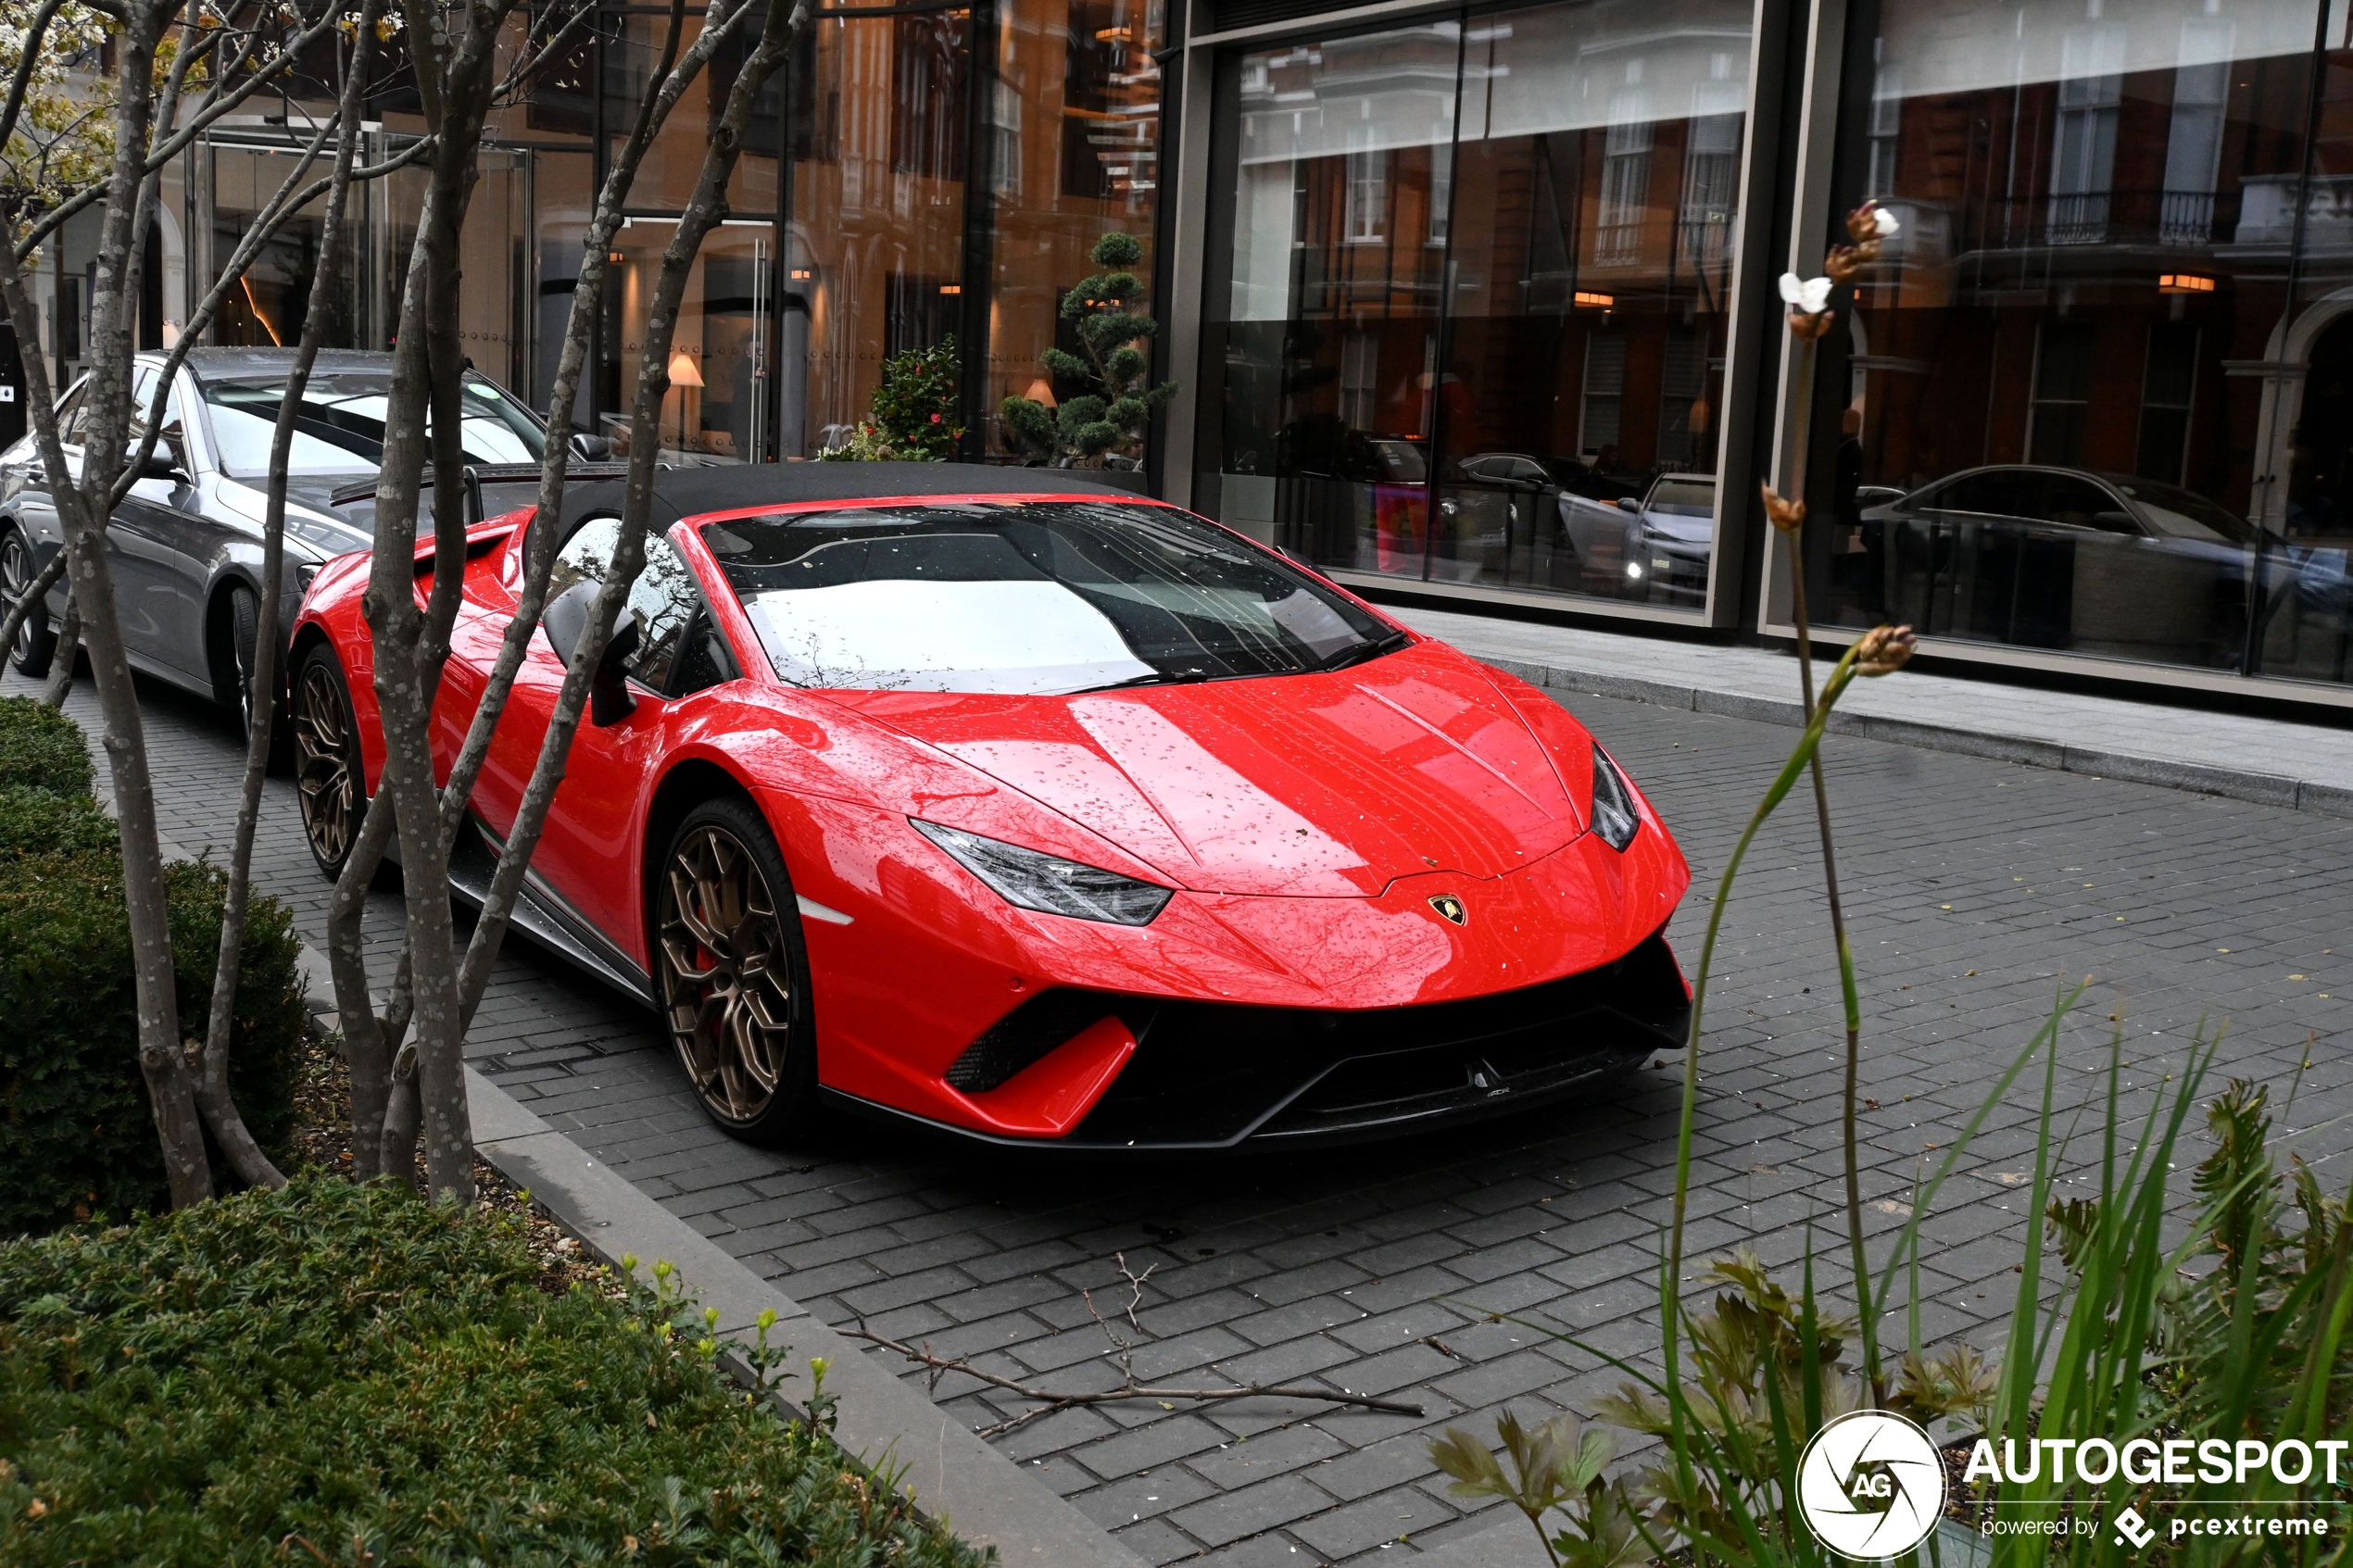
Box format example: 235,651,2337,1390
1591,746,1641,851
296,561,321,595
912,820,1174,926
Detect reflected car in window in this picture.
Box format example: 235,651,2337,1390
1618,474,1717,606
0,348,559,741
1441,452,1580,589
1859,465,2257,666
289,465,1693,1153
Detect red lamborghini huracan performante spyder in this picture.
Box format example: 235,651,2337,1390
291,465,1692,1150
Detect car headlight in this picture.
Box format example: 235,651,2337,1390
912,820,1174,926
296,561,320,594
1591,746,1641,852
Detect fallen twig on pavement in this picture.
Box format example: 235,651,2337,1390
845,1252,1425,1436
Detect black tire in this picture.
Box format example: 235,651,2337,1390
293,642,367,883
2,525,58,677
225,585,296,770
654,796,820,1145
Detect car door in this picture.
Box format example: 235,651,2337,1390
475,518,732,962
111,368,212,682
1924,469,2051,644
0,379,82,601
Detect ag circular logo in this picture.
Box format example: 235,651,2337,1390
1796,1410,1948,1560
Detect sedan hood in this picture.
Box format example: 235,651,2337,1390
850,643,1589,897
225,472,546,558
211,474,373,560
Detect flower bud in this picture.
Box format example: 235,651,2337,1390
1760,482,1806,533
1855,623,1918,675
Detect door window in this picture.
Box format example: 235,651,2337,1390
547,518,705,693
2038,474,2120,531
56,380,90,446
1942,470,2032,520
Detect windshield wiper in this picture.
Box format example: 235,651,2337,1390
1076,667,1219,693
1318,630,1411,674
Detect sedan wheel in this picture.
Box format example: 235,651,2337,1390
1,528,58,677
656,798,817,1143
294,644,364,880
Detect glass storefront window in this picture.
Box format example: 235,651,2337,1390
784,7,973,455
1811,0,2353,688
1192,0,1755,609
983,0,1163,455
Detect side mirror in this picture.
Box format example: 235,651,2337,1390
128,445,186,483
2090,509,2142,534
1616,497,1640,512
570,432,612,461
541,581,640,726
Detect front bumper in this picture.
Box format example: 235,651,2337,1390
829,928,1689,1151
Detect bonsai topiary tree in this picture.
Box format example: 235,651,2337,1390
1000,232,1176,467
821,335,967,461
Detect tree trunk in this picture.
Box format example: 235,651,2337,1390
454,0,809,1031
196,2,383,1192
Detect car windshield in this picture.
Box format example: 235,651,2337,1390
1646,479,1715,516
698,500,1398,696
2109,478,2259,546
199,372,546,476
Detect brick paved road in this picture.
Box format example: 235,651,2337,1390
14,655,2353,1564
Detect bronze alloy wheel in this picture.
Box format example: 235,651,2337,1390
2,527,57,675
658,821,799,1127
295,653,357,873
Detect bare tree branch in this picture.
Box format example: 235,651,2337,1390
0,0,70,157
347,0,756,1150
14,2,342,264
0,545,64,665
194,0,384,1193
0,0,212,1206
447,0,793,1040
841,1320,1426,1440
491,0,598,105
39,578,79,705
337,0,531,1198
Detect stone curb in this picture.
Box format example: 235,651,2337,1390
461,1067,1149,1568
1478,655,2346,818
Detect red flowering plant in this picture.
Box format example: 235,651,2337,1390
821,336,966,461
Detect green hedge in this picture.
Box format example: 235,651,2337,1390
0,1179,987,1567
0,853,307,1234
0,784,119,859
0,696,94,797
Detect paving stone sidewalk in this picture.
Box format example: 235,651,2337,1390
12,640,2353,1565
1391,604,2353,815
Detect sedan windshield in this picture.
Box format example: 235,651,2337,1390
698,500,1399,696
200,372,547,476
2109,478,2259,546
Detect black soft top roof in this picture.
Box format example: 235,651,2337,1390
556,461,1139,533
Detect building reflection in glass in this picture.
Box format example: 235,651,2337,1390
1193,0,1754,608
1811,0,2353,686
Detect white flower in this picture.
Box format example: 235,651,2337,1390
1779,273,1833,314
1872,205,1901,237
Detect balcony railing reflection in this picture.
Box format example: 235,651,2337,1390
1859,188,2248,265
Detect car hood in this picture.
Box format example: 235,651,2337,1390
220,471,545,559
210,473,373,560
846,643,1590,897
1640,510,1714,545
